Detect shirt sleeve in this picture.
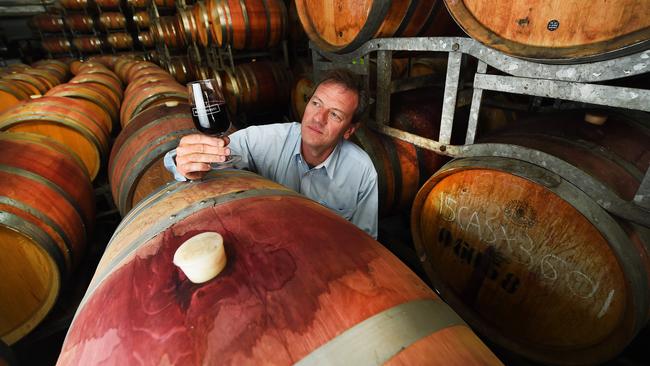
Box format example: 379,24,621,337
351,168,379,239
163,149,188,182
227,123,296,175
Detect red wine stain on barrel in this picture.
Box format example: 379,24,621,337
60,196,426,365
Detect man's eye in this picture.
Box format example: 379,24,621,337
311,100,319,106
330,112,341,121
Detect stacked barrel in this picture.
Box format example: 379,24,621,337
123,0,160,53
148,0,287,51
0,60,68,113
31,0,156,58
0,57,126,346
144,0,292,121
109,58,195,216
30,11,73,55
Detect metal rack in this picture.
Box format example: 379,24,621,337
311,36,650,227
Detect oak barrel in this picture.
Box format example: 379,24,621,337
72,36,103,53
295,0,449,53
109,102,195,216
389,89,451,184
411,111,650,365
220,61,291,115
137,32,154,48
64,14,94,33
152,16,185,49
0,97,111,180
30,14,65,33
69,72,123,102
132,11,150,28
41,38,71,54
120,61,160,84
177,7,199,46
32,60,68,84
3,72,50,94
123,72,176,96
0,132,93,345
58,169,502,365
352,126,394,216
165,57,192,84
290,75,312,121
98,12,127,30
120,80,188,125
0,81,29,113
46,84,118,133
206,0,287,50
443,0,650,63
106,33,134,50
192,1,211,46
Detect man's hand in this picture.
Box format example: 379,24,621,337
175,134,231,180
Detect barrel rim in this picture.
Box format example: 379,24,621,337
0,214,63,345
294,0,391,53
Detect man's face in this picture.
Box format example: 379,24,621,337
301,81,359,152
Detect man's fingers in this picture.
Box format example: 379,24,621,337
177,161,211,176
177,144,228,156
175,134,232,179
176,153,227,164
179,134,229,147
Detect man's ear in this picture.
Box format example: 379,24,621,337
343,123,359,140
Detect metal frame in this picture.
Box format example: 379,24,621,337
311,36,650,227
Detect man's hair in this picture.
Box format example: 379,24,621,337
314,69,368,124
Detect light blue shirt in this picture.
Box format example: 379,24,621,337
164,122,378,238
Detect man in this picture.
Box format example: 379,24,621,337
164,69,378,238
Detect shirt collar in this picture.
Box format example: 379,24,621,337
293,137,341,180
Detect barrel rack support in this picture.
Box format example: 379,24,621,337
311,37,650,227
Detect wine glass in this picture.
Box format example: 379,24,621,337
187,79,240,168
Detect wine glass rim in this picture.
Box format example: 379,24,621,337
187,78,220,85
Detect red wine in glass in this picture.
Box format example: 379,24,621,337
187,79,240,167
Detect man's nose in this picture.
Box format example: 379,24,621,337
314,108,328,125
